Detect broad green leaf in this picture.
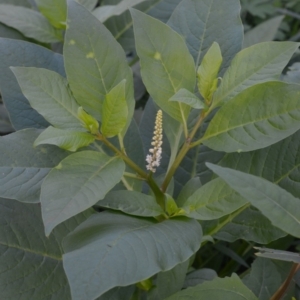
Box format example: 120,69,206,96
182,178,248,220
64,0,134,133
169,88,205,110
98,190,164,217
35,0,67,29
0,129,68,203
166,274,258,300
131,8,196,122
214,206,286,244
0,4,62,43
11,67,83,131
213,42,299,105
41,151,125,235
148,260,189,300
34,126,95,151
202,82,300,153
98,286,135,300
183,268,217,288
0,0,31,6
243,258,282,300
176,177,201,207
207,163,300,238
197,42,222,101
76,0,98,10
101,80,128,137
63,211,202,300
0,38,64,130
0,198,93,300
168,0,243,73
0,22,26,40
243,16,284,48
255,247,300,264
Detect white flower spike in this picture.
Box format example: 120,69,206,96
146,110,163,173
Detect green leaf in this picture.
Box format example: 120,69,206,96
214,206,286,244
213,42,299,106
176,177,201,207
0,4,62,43
183,268,217,288
98,190,164,217
166,274,258,300
63,211,202,300
182,178,248,220
202,82,300,153
34,126,95,152
148,261,189,300
207,163,300,238
101,80,128,137
0,22,26,40
41,151,125,235
168,0,243,73
77,107,99,134
254,247,300,264
64,0,134,132
131,8,196,122
11,67,83,131
35,0,67,29
243,258,282,300
169,88,205,110
0,38,64,130
243,16,284,48
197,42,222,102
75,0,98,11
0,198,93,300
0,129,68,203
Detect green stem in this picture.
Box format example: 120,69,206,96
124,172,145,180
121,176,133,191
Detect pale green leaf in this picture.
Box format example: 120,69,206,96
34,126,95,152
243,16,284,48
197,42,222,101
182,178,247,220
0,4,62,42
207,163,300,238
64,0,134,134
11,67,83,131
101,79,128,137
202,82,300,153
169,88,205,110
35,0,67,29
0,198,93,300
63,212,202,300
98,190,164,217
166,274,258,300
0,129,68,203
131,8,196,122
213,42,299,105
41,151,125,235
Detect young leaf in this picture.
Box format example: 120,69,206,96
63,211,202,300
98,190,164,217
77,107,99,134
201,82,300,153
0,198,93,300
64,0,134,133
165,274,258,300
168,0,243,73
34,126,95,152
131,8,196,122
11,67,83,131
41,151,125,235
35,0,67,29
207,163,300,238
169,88,206,110
101,80,128,137
0,129,69,203
0,38,64,130
213,41,299,106
0,4,62,43
182,178,247,220
197,42,222,102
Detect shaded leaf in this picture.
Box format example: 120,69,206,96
41,151,125,235
76,0,98,10
176,177,201,207
169,88,205,110
63,211,202,300
255,247,300,264
183,268,217,288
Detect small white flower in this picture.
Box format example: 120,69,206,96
146,110,163,173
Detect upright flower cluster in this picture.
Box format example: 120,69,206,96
146,110,163,173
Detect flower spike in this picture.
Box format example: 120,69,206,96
146,110,163,173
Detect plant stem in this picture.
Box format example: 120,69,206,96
121,176,133,191
271,263,300,300
124,172,145,180
161,110,207,192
